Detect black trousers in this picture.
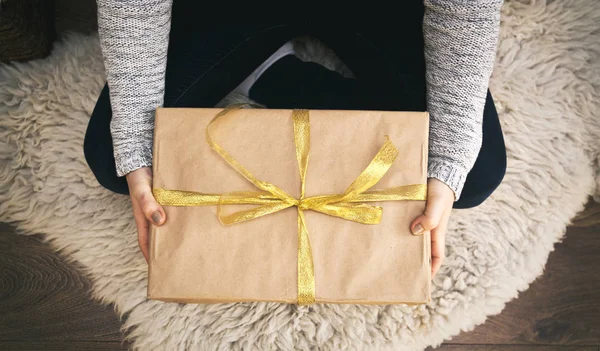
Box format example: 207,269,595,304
84,4,506,209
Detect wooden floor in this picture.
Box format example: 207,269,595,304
1,200,598,351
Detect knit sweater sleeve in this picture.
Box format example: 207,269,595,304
96,0,172,177
423,0,504,200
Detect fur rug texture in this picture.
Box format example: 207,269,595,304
1,1,599,350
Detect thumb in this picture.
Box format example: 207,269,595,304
410,195,446,236
132,182,166,226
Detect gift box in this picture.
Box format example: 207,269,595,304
148,105,431,305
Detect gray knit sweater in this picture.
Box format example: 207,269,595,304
96,0,504,200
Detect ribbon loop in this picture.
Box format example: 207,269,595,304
153,106,427,305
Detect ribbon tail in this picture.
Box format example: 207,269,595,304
351,184,428,202
218,201,294,225
297,209,315,305
216,191,284,204
154,188,222,206
311,203,383,224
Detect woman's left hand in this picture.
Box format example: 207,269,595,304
410,178,455,278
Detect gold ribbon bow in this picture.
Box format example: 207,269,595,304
153,104,427,305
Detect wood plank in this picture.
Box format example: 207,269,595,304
450,220,600,345
0,341,127,351
572,198,600,227
426,345,598,351
0,224,126,344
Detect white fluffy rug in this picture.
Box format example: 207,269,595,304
1,1,599,350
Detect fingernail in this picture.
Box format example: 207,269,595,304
151,210,162,224
412,223,425,235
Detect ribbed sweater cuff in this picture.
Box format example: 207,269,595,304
114,144,153,177
427,159,469,201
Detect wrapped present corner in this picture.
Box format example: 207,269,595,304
148,105,431,305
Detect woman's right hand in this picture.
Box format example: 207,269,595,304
126,166,166,262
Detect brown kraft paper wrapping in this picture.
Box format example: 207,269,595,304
148,107,431,305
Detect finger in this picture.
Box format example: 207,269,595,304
132,182,166,226
410,196,446,235
431,246,443,278
132,198,150,262
431,209,450,277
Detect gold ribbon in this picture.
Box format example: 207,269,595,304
153,104,427,305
